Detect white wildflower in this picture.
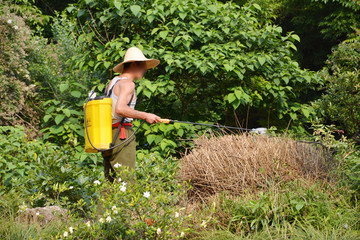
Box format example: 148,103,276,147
106,216,112,223
7,19,12,24
200,220,207,228
180,232,185,237
63,231,68,237
116,177,122,183
69,227,73,234
175,212,180,218
112,206,118,214
13,25,18,30
85,221,91,227
143,191,150,198
114,163,121,168
344,223,349,229
36,211,40,216
99,218,105,223
19,204,28,213
69,186,74,189
122,181,127,186
120,185,126,192
93,180,101,185
156,228,161,235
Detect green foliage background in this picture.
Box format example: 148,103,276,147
1,0,360,239
66,0,322,131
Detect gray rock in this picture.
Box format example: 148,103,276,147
17,206,67,225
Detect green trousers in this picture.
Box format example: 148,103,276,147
101,126,136,182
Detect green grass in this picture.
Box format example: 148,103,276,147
0,217,64,240
195,224,360,240
188,180,360,240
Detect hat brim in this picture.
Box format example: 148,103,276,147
113,58,160,73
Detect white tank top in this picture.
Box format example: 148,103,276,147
106,76,136,124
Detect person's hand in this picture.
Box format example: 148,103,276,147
144,113,161,124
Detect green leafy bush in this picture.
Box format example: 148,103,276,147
315,39,360,142
0,126,102,208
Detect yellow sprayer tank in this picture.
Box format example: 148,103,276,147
83,97,112,153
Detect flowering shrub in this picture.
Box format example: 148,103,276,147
52,154,191,239
57,170,189,239
0,4,39,131
1,126,191,239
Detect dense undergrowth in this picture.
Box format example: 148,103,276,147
1,125,360,239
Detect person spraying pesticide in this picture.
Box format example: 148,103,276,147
87,47,162,183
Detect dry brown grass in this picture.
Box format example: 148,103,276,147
179,133,330,199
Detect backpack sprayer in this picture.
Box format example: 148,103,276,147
84,91,267,153
84,88,146,153
83,93,113,153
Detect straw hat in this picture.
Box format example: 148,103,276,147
113,47,160,73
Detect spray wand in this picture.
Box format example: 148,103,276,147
160,119,267,134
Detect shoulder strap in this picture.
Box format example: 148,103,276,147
110,93,134,148
106,77,127,97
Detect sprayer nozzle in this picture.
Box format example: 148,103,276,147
160,119,171,124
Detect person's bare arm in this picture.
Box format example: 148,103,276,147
114,80,161,124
